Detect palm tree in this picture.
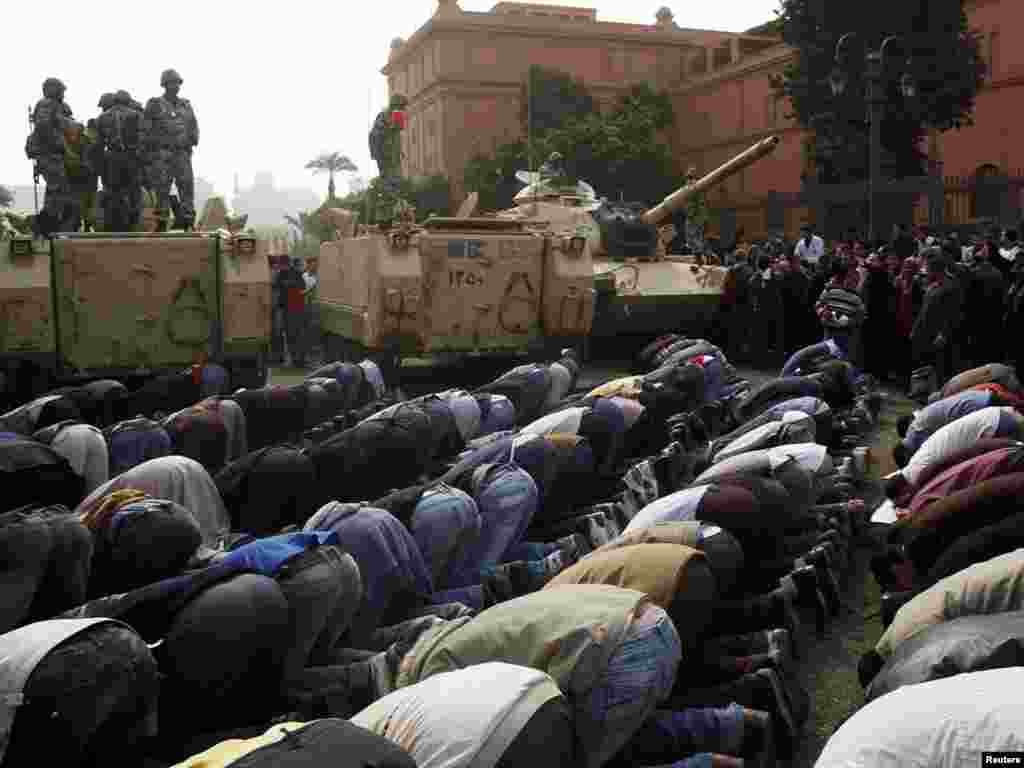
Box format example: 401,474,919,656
305,152,358,200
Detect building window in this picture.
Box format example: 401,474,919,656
972,163,1002,220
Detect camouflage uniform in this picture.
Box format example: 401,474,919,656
142,69,198,230
64,121,102,231
26,78,74,236
368,94,407,224
97,91,144,232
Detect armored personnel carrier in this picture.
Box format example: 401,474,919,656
0,230,270,405
315,215,594,372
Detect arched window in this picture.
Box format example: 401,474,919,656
972,163,1002,220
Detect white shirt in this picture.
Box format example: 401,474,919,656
814,667,1024,768
903,406,1013,487
352,663,562,768
625,485,712,533
794,235,824,265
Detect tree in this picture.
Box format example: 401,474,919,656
775,0,985,183
537,83,681,205
305,152,358,199
521,65,595,137
0,185,12,208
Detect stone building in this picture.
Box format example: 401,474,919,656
383,0,1024,237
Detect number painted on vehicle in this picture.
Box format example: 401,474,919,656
449,270,485,288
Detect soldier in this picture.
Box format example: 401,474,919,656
368,94,408,225
63,120,102,231
97,90,144,232
98,93,115,114
142,68,199,231
25,77,74,237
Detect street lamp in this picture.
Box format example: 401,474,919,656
830,33,917,244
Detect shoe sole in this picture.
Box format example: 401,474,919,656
755,669,799,759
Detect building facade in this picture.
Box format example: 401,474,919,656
383,0,1024,237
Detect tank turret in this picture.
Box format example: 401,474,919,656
641,136,780,227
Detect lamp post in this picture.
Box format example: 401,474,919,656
829,33,917,244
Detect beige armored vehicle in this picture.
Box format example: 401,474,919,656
491,136,781,340
315,211,594,368
0,224,271,405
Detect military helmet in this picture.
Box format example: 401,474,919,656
98,92,115,110
160,68,183,86
42,77,66,97
114,90,133,106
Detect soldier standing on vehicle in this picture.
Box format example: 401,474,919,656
97,91,144,232
25,78,74,237
142,68,198,231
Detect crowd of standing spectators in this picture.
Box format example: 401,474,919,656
714,222,1024,394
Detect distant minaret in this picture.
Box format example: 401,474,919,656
233,173,240,196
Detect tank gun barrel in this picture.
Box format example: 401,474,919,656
641,135,780,227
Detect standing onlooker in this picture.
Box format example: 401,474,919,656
997,229,1022,281
794,224,825,268
892,223,917,262
815,258,866,368
268,253,287,364
1005,258,1024,375
911,251,963,386
748,249,785,368
893,255,924,389
277,255,307,368
779,251,813,358
964,241,1006,369
303,255,322,367
860,252,895,381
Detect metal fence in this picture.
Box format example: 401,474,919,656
705,171,1024,244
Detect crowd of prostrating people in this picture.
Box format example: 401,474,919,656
810,360,1024,767
1,334,899,767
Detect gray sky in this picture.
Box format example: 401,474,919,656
2,0,777,202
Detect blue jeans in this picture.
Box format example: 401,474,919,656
578,603,682,768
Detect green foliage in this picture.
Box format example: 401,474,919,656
465,80,682,209
522,65,595,136
464,141,529,212
775,0,985,183
0,185,12,208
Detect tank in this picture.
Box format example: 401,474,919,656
591,201,658,261
0,231,269,405
316,217,593,366
590,135,780,341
